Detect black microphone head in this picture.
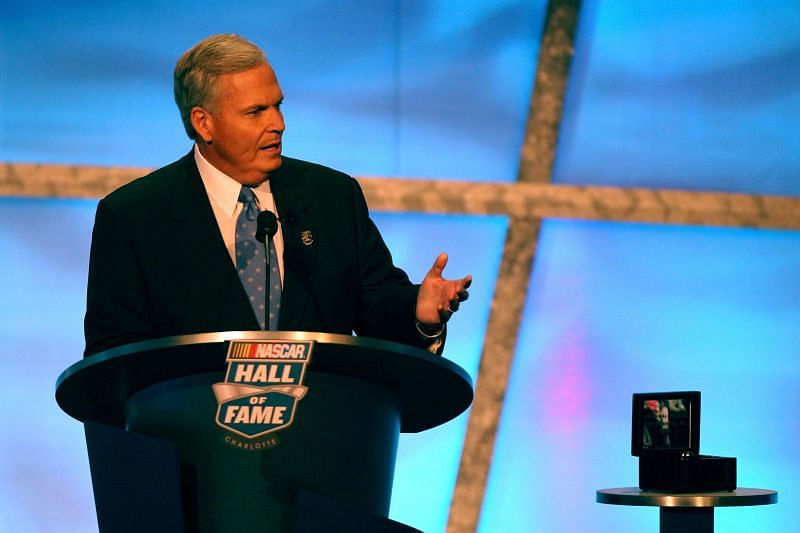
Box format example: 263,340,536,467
255,210,279,241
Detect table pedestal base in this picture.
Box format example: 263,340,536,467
661,507,713,533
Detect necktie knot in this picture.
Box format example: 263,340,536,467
239,186,259,221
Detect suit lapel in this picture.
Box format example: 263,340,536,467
169,153,260,330
271,158,318,330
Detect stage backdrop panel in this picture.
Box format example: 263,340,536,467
3,0,800,532
554,0,800,196
481,220,800,532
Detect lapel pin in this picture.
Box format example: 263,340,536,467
300,230,314,246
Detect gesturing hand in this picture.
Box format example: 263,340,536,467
415,252,472,327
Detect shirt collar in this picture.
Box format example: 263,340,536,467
194,144,273,216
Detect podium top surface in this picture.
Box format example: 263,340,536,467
596,487,778,508
56,331,473,433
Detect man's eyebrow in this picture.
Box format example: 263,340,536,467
245,102,274,110
258,98,284,108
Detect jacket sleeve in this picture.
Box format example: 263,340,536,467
349,179,446,353
83,197,154,356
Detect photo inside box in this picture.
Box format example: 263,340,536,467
631,391,700,457
641,398,691,450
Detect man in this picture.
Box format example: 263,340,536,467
84,34,471,356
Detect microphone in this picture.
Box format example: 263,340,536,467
256,210,278,271
255,210,279,242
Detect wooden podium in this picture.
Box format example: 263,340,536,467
56,331,473,532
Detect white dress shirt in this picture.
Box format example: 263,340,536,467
194,144,285,284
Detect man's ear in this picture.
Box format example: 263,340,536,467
190,106,214,143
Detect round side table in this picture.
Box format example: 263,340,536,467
596,487,777,533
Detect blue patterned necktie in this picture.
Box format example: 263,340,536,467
236,186,282,330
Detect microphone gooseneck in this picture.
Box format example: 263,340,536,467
254,209,280,330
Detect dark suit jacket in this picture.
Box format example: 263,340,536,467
84,152,430,356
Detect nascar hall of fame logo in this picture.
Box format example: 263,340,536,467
212,340,314,450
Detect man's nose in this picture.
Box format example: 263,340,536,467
267,109,285,133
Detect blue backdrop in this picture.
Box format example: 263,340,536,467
2,1,799,531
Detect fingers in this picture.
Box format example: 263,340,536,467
453,275,471,303
438,304,455,324
437,291,468,323
428,252,449,278
437,292,460,322
444,278,471,318
422,254,472,324
446,293,466,313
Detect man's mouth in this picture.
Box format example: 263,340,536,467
260,141,281,152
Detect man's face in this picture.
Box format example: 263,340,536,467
193,62,285,185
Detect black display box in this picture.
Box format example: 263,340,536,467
631,391,736,492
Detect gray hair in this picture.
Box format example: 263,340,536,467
174,34,267,139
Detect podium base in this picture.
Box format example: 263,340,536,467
123,371,401,532
295,491,421,532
